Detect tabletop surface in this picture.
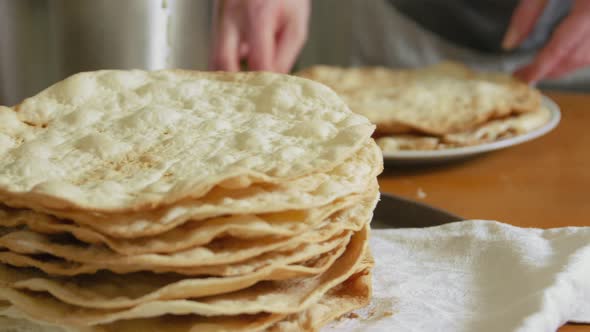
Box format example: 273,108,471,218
377,91,589,331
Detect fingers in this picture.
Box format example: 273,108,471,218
238,42,249,59
546,39,590,78
514,13,588,83
545,60,582,79
246,4,278,71
503,0,548,50
209,0,310,73
274,16,309,73
210,6,241,71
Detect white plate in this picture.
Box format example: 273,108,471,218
382,96,561,165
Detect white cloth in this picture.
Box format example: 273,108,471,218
325,220,590,332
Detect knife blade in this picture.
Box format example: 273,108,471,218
372,192,462,229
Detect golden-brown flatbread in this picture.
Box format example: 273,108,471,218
297,62,541,136
376,107,551,152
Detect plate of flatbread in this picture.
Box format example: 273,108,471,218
297,62,561,165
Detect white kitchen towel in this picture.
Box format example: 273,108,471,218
326,220,590,332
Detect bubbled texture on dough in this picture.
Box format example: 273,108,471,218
0,70,374,211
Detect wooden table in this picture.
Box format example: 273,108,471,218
377,92,589,332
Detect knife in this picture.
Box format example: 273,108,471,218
372,192,462,229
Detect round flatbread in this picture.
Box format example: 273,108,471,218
0,70,374,212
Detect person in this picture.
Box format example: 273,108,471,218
209,0,590,89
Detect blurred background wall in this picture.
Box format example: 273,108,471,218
0,0,212,105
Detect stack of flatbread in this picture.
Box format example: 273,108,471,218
297,62,551,152
0,70,382,331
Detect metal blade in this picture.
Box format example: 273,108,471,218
372,193,462,229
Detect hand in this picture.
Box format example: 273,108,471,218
503,0,590,83
209,0,311,73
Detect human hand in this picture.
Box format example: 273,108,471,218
503,0,590,83
209,0,311,73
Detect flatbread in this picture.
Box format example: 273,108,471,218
0,185,375,255
442,106,551,146
1,141,382,239
0,230,350,277
0,268,371,332
296,62,541,135
0,226,369,325
376,135,440,152
376,107,551,152
0,189,376,271
0,311,285,332
0,316,69,332
0,236,348,309
0,70,374,212
268,267,372,332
